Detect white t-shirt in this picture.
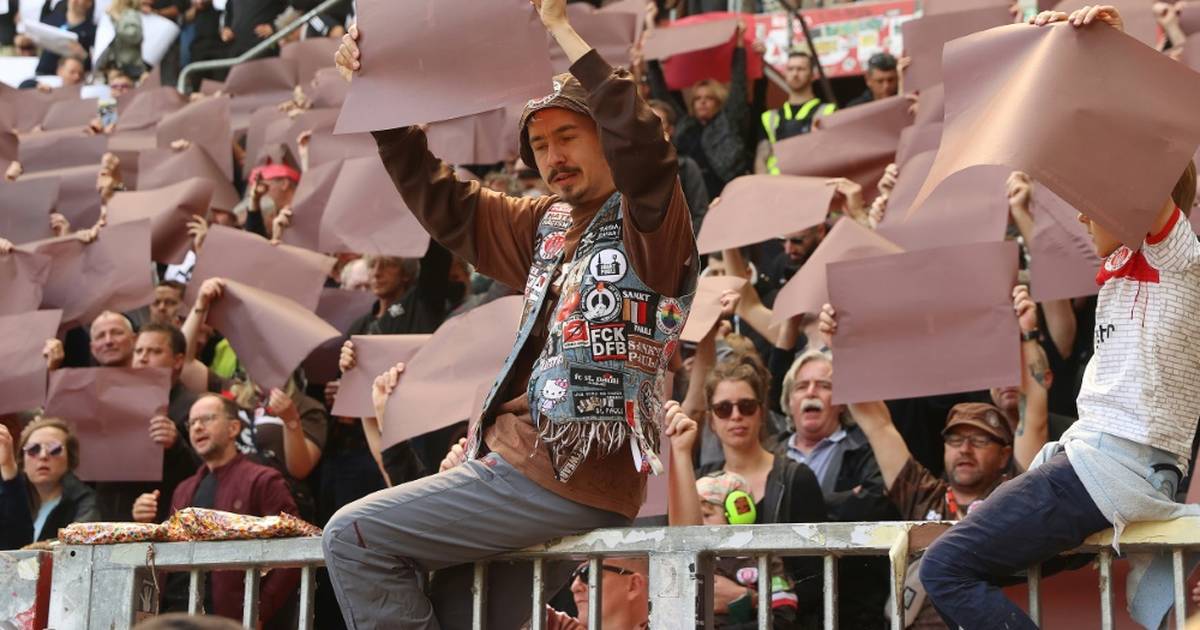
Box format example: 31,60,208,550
1075,209,1200,461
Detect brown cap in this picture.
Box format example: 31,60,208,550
942,402,1013,446
517,72,593,169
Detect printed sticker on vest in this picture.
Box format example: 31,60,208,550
544,207,572,230
525,269,550,301
589,322,628,361
637,380,660,420
538,231,566,261
573,390,625,419
622,289,660,337
596,220,622,243
539,378,569,413
569,365,624,392
627,335,663,374
556,287,581,323
657,298,684,336
662,340,678,364
563,317,589,349
582,283,622,323
589,248,628,283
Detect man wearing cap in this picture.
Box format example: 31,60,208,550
244,161,301,240
324,0,697,627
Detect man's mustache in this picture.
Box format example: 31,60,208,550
548,167,581,182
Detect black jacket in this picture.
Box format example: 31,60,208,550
770,425,895,523
697,456,826,626
770,427,897,630
0,472,99,550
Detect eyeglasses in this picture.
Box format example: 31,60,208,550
23,441,65,458
572,563,637,584
187,413,229,429
711,399,760,419
944,434,1001,449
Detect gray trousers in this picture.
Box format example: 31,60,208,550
322,452,632,629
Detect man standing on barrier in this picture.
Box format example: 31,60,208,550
323,0,698,627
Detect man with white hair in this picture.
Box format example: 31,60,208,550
775,349,891,521
774,348,895,628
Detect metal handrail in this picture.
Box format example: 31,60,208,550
42,517,1200,629
175,0,345,94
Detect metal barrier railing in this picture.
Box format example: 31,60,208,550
174,0,345,94
43,517,1200,629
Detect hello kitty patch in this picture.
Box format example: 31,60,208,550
540,378,569,413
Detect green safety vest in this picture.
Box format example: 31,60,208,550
762,98,837,175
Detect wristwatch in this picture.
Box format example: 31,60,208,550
1021,329,1042,343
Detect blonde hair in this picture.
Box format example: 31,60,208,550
687,79,729,118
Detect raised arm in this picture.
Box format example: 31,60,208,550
335,25,553,292
818,304,910,489
180,278,225,394
1013,286,1051,470
722,245,780,341
664,401,703,526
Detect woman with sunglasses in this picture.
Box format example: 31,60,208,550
688,354,827,626
0,418,99,550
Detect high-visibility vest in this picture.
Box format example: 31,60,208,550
762,98,837,175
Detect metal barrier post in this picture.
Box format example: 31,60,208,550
1027,564,1041,627
1098,550,1114,630
298,565,317,630
823,554,838,630
648,552,703,629
472,562,488,630
587,557,604,629
756,554,771,629
187,569,205,615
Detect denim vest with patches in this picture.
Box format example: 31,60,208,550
465,192,696,482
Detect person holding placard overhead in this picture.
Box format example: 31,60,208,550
917,7,1200,630
324,0,698,627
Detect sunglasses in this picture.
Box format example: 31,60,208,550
23,441,65,458
711,399,760,419
572,564,636,583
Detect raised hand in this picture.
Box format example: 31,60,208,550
818,303,838,349
195,278,226,312
531,0,568,29
1012,285,1038,334
1069,5,1123,30
186,215,209,252
371,362,406,419
0,423,16,481
338,339,357,373
718,289,741,319
663,400,698,455
334,23,360,82
270,206,293,245
1007,170,1034,240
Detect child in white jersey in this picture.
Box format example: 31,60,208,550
918,7,1200,630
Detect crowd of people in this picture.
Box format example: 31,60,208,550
2,0,1200,628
